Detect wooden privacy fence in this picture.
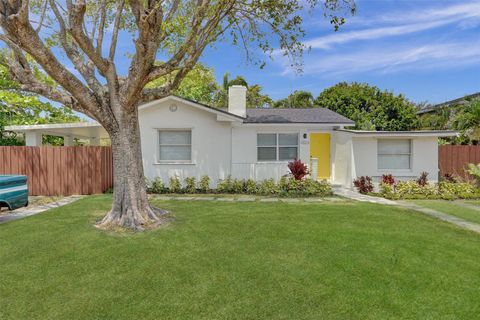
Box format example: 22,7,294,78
439,145,480,178
0,146,113,196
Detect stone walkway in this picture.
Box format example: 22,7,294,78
453,201,480,212
397,201,480,234
0,195,84,225
150,195,348,203
332,187,397,205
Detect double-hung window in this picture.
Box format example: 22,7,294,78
158,130,192,162
257,133,298,161
377,139,411,170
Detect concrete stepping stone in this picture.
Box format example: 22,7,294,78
259,198,279,202
237,197,256,202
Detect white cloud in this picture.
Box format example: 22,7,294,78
288,41,480,76
305,1,480,49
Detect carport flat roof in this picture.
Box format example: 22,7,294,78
336,129,458,137
5,122,109,139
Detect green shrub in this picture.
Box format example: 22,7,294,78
438,181,476,199
232,179,244,193
379,179,479,200
278,177,332,197
217,176,237,193
467,163,480,187
169,176,182,193
258,178,279,196
184,177,197,194
198,175,210,193
149,177,166,194
244,179,258,194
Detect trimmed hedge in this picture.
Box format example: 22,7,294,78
147,175,332,198
379,181,480,200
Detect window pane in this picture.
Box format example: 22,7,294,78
279,133,298,146
378,139,411,154
159,146,191,161
159,131,191,145
258,147,276,161
378,155,410,169
279,147,297,161
257,134,276,146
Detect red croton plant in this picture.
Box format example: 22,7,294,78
288,159,309,180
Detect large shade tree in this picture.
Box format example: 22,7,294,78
0,0,354,230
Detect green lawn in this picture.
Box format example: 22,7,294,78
410,200,480,225
1,196,480,319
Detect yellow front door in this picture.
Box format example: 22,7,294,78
310,133,331,179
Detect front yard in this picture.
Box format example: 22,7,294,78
1,195,479,319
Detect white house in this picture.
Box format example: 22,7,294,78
6,86,456,188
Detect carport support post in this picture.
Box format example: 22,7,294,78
64,136,75,146
25,132,43,146
90,137,100,146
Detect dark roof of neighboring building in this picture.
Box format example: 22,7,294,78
244,108,355,124
417,92,480,114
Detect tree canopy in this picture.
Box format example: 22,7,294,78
273,90,315,108
0,64,80,145
315,82,419,131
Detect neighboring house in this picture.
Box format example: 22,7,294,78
6,86,456,188
417,92,480,115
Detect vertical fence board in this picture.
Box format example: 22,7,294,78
439,145,480,178
0,146,113,196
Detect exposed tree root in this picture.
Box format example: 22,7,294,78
96,205,170,232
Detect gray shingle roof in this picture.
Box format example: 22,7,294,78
244,108,355,124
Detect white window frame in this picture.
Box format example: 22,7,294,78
157,129,192,163
257,133,299,162
377,138,412,171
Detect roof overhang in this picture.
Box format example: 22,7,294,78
4,122,108,139
335,129,458,138
139,95,244,122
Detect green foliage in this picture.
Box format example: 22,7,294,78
0,64,80,146
148,178,167,194
278,177,332,197
258,178,280,196
273,90,314,108
315,82,419,131
147,63,219,105
244,179,258,194
169,176,182,193
184,177,197,194
198,175,211,193
380,180,479,200
214,73,273,108
467,164,480,186
453,99,480,144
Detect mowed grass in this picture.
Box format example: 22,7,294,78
411,200,480,225
1,196,480,320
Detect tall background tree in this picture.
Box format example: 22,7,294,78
0,0,355,230
214,73,272,108
273,90,314,108
315,82,419,131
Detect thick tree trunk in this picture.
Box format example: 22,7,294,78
96,108,167,231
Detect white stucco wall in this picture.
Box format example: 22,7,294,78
231,125,338,181
350,136,439,185
139,99,233,186
331,131,354,187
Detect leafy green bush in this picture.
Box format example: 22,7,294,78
438,181,477,199
217,176,243,193
380,179,479,200
198,175,210,193
467,163,480,187
257,178,279,196
184,177,197,194
169,176,182,193
149,177,166,194
244,179,258,194
278,177,332,197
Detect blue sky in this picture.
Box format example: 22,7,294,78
195,0,480,104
